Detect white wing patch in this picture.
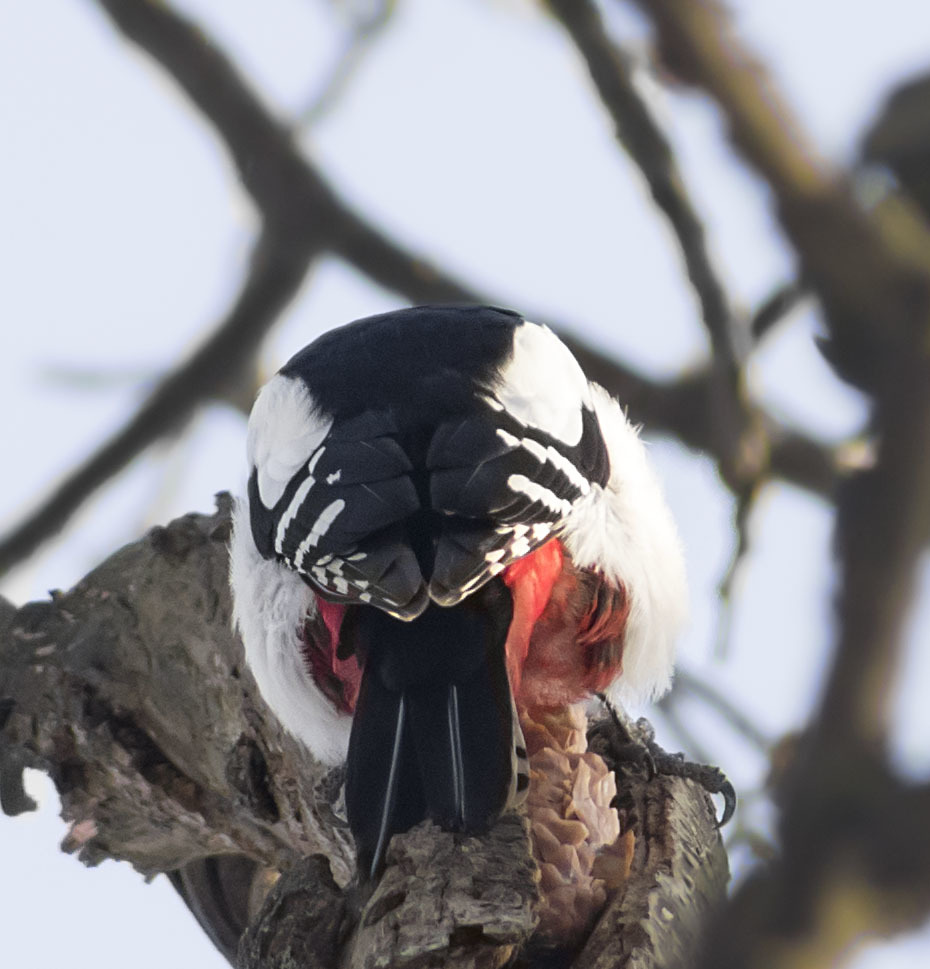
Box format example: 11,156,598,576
496,428,592,494
488,321,592,447
507,474,575,517
275,449,326,553
247,374,333,508
292,498,346,567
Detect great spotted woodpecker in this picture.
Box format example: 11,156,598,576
229,305,686,884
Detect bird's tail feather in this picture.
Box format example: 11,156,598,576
344,669,423,881
345,597,516,880
404,662,513,834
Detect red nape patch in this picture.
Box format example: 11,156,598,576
299,598,362,714
511,557,631,710
576,576,631,693
502,540,564,694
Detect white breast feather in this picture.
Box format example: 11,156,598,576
229,497,351,765
561,383,687,703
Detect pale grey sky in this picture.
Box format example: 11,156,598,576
2,1,929,966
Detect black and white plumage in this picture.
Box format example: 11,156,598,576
230,305,686,878
246,306,608,619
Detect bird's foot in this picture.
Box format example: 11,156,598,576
590,695,736,828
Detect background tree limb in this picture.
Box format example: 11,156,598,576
0,0,843,581
625,2,930,965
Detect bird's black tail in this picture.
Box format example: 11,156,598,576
343,579,519,881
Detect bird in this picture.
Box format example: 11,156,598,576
229,304,686,891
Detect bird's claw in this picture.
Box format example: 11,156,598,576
648,752,737,827
716,780,737,828
592,694,737,827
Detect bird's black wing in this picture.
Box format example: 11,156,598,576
427,398,609,604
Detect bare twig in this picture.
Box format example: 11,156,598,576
0,234,314,580
669,668,770,752
548,0,778,588
0,0,842,581
714,478,757,658
298,0,397,128
750,281,806,342
547,0,743,372
653,698,715,766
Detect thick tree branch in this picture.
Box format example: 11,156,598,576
576,773,729,969
0,495,353,880
625,2,930,964
1,500,728,967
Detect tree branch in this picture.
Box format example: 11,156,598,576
664,668,770,753
86,1,841,500
297,0,397,128
0,0,843,581
625,2,930,964
582,732,730,969
0,494,353,877
547,0,743,372
1,500,728,967
629,0,930,750
629,0,930,389
0,233,315,580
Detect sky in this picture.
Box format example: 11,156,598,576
2,1,930,966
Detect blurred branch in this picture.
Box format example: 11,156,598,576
547,0,743,373
750,281,806,342
298,0,397,127
625,1,930,964
40,362,159,391
630,0,930,390
0,233,314,580
668,668,770,752
0,0,842,580
713,479,755,658
548,0,773,608
654,698,714,766
862,71,930,226
628,0,930,747
90,0,839,499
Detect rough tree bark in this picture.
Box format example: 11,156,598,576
0,495,728,968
